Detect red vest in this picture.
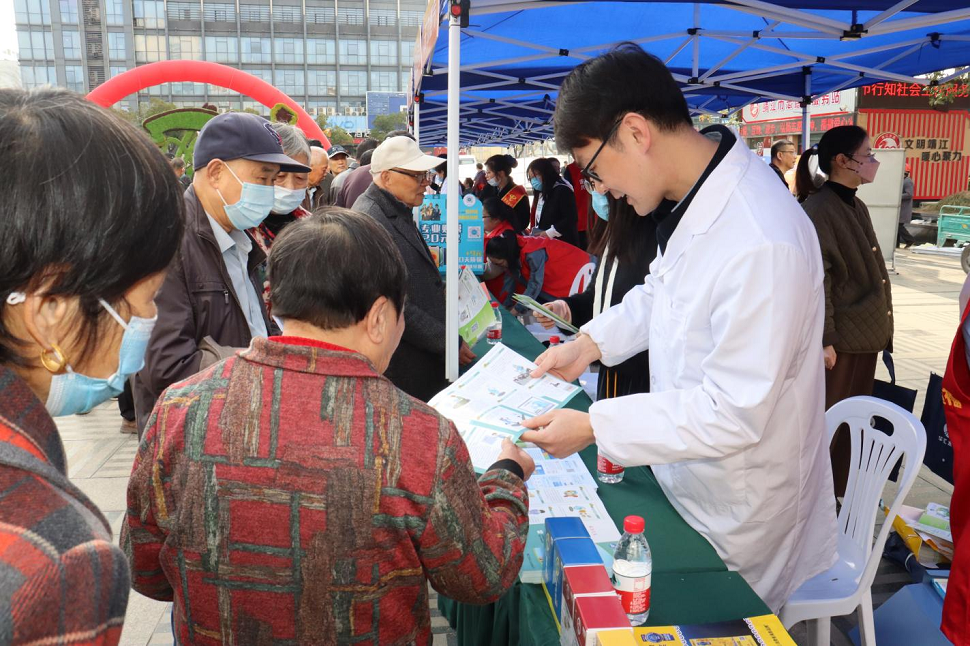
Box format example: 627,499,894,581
484,222,515,302
515,236,592,298
942,299,970,643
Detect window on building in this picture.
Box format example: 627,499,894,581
14,0,51,25
58,0,78,23
273,4,301,23
306,6,334,24
239,4,269,22
240,37,271,63
370,6,396,26
171,81,204,95
274,69,305,96
339,70,367,97
370,70,397,92
64,64,84,92
204,3,235,21
243,68,272,83
61,30,81,58
110,65,128,78
370,40,397,66
18,30,53,59
205,36,238,63
339,39,366,65
104,0,124,25
134,34,165,62
400,10,422,27
337,6,364,26
133,1,165,27
167,1,201,21
306,38,335,65
21,64,55,88
401,71,411,92
168,35,201,60
401,40,415,63
107,32,127,60
307,69,337,96
341,100,365,116
306,100,337,117
273,38,303,64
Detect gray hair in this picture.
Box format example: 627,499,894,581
270,122,310,164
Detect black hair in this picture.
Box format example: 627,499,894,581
526,157,560,199
0,87,184,366
482,197,515,225
554,43,692,153
770,140,794,162
269,208,406,330
359,149,374,166
794,125,868,202
586,194,657,267
435,154,447,176
384,129,415,142
308,139,324,148
485,230,521,274
355,137,380,159
171,157,186,170
485,154,518,179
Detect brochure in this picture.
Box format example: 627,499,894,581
457,267,495,346
429,343,581,473
511,294,580,334
633,614,797,646
916,503,952,542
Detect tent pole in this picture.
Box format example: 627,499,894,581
801,67,811,151
446,11,460,383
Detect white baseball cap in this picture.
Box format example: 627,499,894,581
370,136,443,174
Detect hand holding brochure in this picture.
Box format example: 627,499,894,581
429,343,581,473
511,294,579,334
457,267,495,346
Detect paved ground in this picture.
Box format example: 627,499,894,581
57,248,960,645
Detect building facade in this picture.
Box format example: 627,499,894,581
14,0,424,117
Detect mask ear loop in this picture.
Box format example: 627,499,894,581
6,292,71,373
98,298,130,330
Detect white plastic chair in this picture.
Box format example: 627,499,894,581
779,396,927,646
569,262,596,296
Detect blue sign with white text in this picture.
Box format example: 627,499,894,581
415,193,485,275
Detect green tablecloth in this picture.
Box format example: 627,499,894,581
440,310,770,644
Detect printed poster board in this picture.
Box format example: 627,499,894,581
414,193,486,275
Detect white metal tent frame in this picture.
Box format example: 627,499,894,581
416,0,970,382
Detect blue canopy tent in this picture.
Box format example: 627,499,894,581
412,0,970,380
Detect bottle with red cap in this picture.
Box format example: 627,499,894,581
486,303,502,344
549,335,561,347
598,453,625,484
612,515,651,625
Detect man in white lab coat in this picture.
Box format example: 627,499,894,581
520,44,838,613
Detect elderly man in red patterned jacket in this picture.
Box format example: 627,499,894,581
122,208,533,645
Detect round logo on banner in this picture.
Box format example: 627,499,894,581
463,193,476,207
755,141,765,156
750,103,760,118
874,132,902,149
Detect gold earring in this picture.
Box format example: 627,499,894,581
39,344,68,373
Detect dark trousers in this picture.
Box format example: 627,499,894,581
577,230,589,251
897,222,916,247
826,351,878,497
118,378,135,422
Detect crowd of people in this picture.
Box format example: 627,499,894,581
1,41,966,646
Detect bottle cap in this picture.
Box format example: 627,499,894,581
623,515,645,534
550,336,561,344
492,302,500,308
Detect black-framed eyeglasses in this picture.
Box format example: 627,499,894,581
848,152,876,163
389,168,432,182
580,117,623,193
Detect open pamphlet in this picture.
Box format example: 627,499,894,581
429,343,581,474
889,503,954,565
511,294,579,334
625,615,797,646
457,267,496,346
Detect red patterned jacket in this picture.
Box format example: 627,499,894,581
123,336,528,645
0,366,129,644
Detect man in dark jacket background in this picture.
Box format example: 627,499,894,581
352,136,476,401
133,112,309,433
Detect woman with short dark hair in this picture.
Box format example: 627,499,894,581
527,157,579,246
484,154,530,232
0,87,184,643
796,125,894,497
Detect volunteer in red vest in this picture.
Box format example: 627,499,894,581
485,231,592,314
485,154,530,232
482,197,518,303
941,286,970,643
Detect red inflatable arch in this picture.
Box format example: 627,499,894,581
87,60,329,148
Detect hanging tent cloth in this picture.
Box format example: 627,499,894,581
410,0,970,146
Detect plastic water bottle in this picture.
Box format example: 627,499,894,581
597,452,625,484
612,515,652,626
549,335,561,347
486,303,502,344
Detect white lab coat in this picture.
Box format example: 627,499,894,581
583,135,838,612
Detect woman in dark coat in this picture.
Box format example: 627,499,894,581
527,157,579,246
485,154,530,232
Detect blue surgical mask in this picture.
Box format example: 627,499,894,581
487,177,499,187
45,298,157,417
273,185,306,214
530,177,543,193
218,163,276,230
591,191,610,221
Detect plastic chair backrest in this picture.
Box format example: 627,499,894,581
569,262,596,296
827,396,927,587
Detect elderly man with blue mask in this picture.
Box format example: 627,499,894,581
132,112,309,435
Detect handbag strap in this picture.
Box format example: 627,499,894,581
882,350,897,385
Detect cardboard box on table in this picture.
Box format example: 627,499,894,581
560,565,618,641
569,595,632,646
546,538,602,624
